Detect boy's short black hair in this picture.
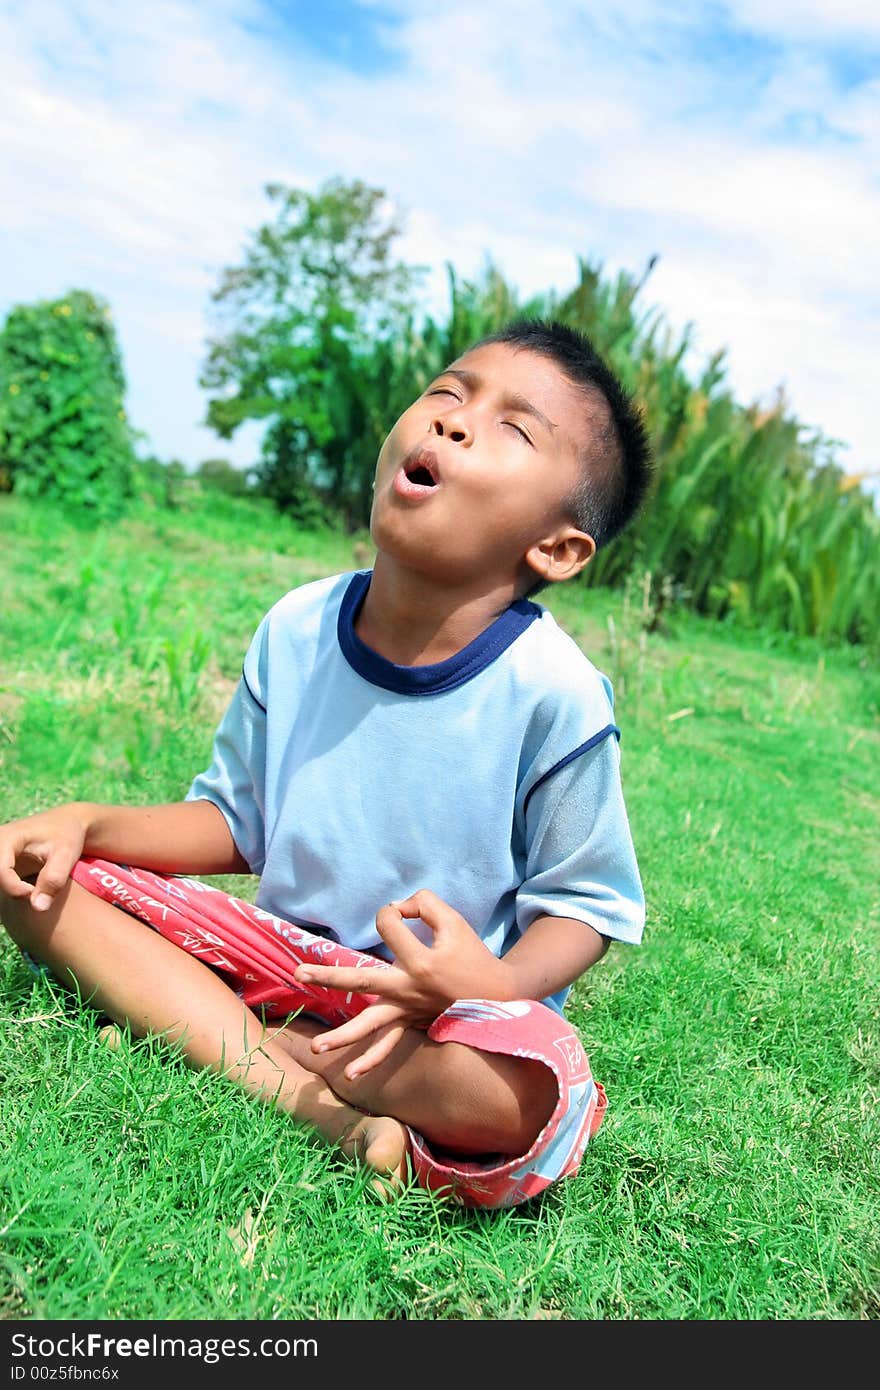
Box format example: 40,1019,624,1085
471,319,653,590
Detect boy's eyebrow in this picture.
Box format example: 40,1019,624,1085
439,367,557,434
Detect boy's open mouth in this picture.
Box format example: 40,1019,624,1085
403,448,439,487
393,448,441,501
407,463,436,486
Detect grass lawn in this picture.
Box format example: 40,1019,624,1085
1,491,877,1321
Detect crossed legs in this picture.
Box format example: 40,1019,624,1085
0,874,557,1189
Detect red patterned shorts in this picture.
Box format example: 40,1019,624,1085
69,856,607,1208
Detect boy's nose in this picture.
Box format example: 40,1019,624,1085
430,415,472,445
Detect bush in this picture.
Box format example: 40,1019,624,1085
195,457,253,496
0,289,136,512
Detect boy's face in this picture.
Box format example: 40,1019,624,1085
370,342,595,592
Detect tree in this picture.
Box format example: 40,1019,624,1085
200,177,424,526
195,456,253,496
0,289,136,510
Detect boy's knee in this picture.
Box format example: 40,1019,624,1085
433,1040,558,1156
0,878,65,947
511,1056,559,1150
0,887,37,944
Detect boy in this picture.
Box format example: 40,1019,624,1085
0,320,651,1209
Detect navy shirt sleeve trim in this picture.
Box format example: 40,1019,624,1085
240,666,267,712
523,724,621,817
337,570,542,695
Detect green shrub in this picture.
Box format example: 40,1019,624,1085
0,289,136,513
195,457,253,496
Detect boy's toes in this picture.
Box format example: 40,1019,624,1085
97,1022,123,1050
369,1170,405,1203
341,1115,411,1198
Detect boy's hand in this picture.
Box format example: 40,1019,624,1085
294,889,514,1079
0,806,89,911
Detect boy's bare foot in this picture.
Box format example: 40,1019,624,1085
339,1114,411,1199
270,1014,411,1196
97,1022,123,1050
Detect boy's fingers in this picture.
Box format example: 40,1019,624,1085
344,1025,406,1080
374,904,427,965
294,962,399,995
392,888,445,920
30,851,75,910
390,889,468,935
311,1004,400,1054
0,838,46,900
0,860,33,898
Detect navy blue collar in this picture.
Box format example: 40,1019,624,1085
337,571,541,695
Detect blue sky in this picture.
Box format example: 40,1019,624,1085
2,0,878,490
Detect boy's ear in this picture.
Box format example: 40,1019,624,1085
524,527,596,588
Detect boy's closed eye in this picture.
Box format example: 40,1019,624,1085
425,385,534,445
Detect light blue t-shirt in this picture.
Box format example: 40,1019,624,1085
186,570,645,1013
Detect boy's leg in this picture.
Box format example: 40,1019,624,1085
0,877,409,1181
276,1014,558,1159
61,859,557,1156
49,859,603,1207
276,1005,604,1209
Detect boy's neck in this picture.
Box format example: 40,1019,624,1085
355,555,524,667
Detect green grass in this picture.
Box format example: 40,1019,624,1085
1,491,878,1320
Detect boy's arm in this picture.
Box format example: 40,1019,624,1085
297,894,607,1016
83,800,250,875
496,913,609,1000
0,799,249,911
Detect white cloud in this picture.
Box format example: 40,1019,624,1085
0,0,877,492
726,0,880,43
